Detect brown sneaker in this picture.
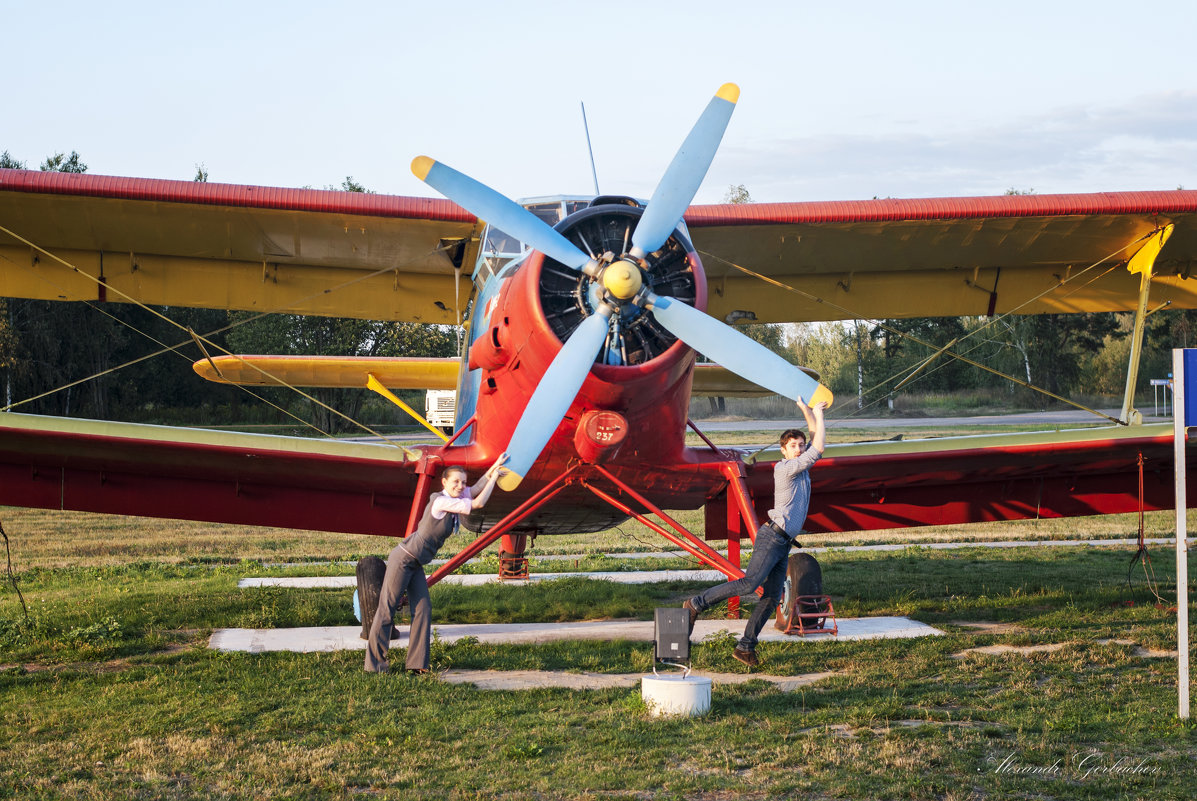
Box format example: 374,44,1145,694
682,599,698,634
732,647,759,667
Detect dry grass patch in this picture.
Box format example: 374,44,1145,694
952,621,1026,634
954,642,1069,658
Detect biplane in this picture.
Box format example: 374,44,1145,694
2,83,1196,592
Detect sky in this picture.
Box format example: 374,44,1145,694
4,0,1197,205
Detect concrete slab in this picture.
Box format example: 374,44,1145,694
240,577,354,588
208,615,942,654
239,569,725,589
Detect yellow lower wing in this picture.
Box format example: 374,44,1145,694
194,355,817,399
193,355,457,389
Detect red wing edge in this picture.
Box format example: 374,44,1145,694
748,424,1192,534
0,412,428,536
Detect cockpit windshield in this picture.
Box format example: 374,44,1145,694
482,226,521,257
473,196,594,285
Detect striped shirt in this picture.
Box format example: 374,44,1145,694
767,447,821,537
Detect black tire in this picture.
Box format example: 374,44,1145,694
775,552,824,631
355,556,387,640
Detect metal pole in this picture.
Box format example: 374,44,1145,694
403,468,434,539
720,462,761,544
726,527,741,618
1172,349,1190,719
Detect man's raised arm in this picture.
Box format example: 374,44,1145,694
797,397,827,455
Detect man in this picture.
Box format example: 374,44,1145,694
365,453,508,674
683,397,827,667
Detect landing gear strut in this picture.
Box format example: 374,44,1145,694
499,533,530,580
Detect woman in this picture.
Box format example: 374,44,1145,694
364,453,508,673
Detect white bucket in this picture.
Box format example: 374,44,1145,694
641,674,712,717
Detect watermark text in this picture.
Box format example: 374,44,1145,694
985,751,1161,781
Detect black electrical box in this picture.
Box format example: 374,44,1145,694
654,607,691,662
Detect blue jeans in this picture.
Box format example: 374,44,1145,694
688,524,791,651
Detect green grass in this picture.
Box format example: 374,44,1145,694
0,516,1193,799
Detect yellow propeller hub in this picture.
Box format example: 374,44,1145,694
603,260,643,300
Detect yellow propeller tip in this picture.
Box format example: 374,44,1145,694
411,156,435,181
809,384,834,408
717,83,740,104
497,470,524,492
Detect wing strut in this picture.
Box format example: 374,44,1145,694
1120,225,1174,425
366,373,450,442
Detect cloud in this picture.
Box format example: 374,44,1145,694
710,92,1197,202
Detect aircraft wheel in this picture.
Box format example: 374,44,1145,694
775,552,824,631
355,556,387,640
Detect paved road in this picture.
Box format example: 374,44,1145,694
693,409,1168,431
348,409,1168,444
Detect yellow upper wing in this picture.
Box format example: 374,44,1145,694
0,169,480,323
6,168,1197,326
686,190,1197,323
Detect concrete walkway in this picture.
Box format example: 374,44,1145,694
208,615,941,654
239,569,727,589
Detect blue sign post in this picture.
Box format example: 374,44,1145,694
1184,350,1197,429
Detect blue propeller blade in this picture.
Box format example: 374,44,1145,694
412,156,592,272
649,295,834,406
498,309,613,490
630,84,739,257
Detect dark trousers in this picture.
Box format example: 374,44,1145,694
688,524,790,650
364,544,432,672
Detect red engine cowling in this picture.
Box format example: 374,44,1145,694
468,202,709,486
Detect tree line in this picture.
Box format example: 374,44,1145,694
775,310,1195,413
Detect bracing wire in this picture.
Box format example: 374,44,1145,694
698,229,1156,421
2,289,331,437
0,518,29,625
0,222,467,454
705,235,1179,599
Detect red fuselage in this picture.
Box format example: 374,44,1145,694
442,239,738,535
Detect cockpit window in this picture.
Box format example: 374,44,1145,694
473,196,595,286
525,202,565,227
483,227,522,257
